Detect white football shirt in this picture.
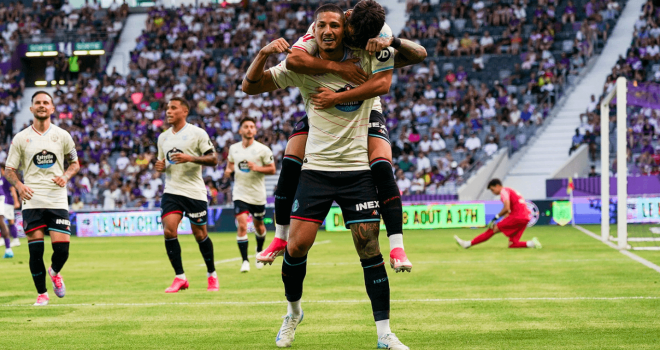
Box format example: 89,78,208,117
227,140,274,205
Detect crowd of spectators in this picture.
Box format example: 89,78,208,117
572,1,660,177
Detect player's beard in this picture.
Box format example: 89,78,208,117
34,112,50,121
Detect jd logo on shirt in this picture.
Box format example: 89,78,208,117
376,49,391,62
33,150,56,169
334,84,363,112
166,148,183,164
238,160,250,172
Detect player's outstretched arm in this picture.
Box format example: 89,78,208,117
365,37,427,69
310,70,393,110
242,38,291,95
287,50,368,85
247,161,276,175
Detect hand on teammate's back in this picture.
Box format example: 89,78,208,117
336,58,368,85
365,37,393,56
154,159,166,172
261,38,292,56
310,87,338,110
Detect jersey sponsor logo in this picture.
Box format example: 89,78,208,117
376,49,391,62
334,84,364,112
55,218,71,226
33,150,57,169
238,160,250,173
188,210,207,218
292,199,299,212
356,201,379,211
166,148,183,164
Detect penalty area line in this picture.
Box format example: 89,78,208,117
1,296,659,308
574,225,660,274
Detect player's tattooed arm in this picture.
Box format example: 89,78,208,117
5,167,34,201
351,222,381,259
243,38,291,95
53,155,80,188
392,39,427,69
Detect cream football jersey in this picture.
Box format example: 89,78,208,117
227,140,274,205
292,22,393,113
6,124,77,210
157,123,214,202
269,45,394,171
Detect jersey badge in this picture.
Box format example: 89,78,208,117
50,134,59,142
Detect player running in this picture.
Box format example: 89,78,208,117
224,116,276,273
155,97,219,293
1,165,22,247
244,5,409,349
5,91,80,306
257,0,427,273
455,179,542,249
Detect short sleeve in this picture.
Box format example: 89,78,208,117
261,146,274,166
63,132,78,161
269,60,305,89
157,134,165,160
5,138,22,170
379,23,393,38
500,188,510,202
197,129,214,155
371,46,395,75
227,146,234,163
292,24,318,55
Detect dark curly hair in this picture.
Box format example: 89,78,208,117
346,0,386,49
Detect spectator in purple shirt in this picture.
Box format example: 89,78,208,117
563,1,577,23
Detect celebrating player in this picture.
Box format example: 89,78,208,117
1,165,22,248
455,179,542,249
5,91,80,306
155,97,219,293
224,116,276,273
243,5,408,349
257,0,427,273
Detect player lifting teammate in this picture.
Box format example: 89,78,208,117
5,91,80,306
455,179,542,249
224,116,276,272
257,0,427,273
244,4,409,349
155,97,219,293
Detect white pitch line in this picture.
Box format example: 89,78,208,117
202,240,332,266
574,225,660,274
1,296,658,308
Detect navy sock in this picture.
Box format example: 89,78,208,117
361,254,390,321
197,236,215,273
165,238,184,275
282,248,307,302
237,239,249,261
255,233,266,253
28,240,47,294
274,155,302,226
51,241,70,274
370,159,403,237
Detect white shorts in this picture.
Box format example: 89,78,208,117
4,203,14,220
0,197,5,217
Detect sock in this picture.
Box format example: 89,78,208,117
275,224,289,241
526,241,535,248
282,248,307,303
237,236,249,261
388,234,404,251
274,155,302,226
197,236,215,273
165,238,184,275
370,159,403,237
50,242,70,274
28,240,47,294
361,254,390,322
207,271,217,278
376,319,392,338
287,299,302,317
9,224,17,239
176,273,186,280
255,231,266,252
3,237,9,248
471,229,495,246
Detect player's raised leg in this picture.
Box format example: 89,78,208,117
367,112,411,273
507,224,542,249
190,217,218,291
257,121,307,264
162,209,189,293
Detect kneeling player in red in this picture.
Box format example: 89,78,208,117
455,178,542,249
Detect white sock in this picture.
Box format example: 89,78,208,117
388,234,404,251
176,273,186,280
275,224,290,241
375,319,391,338
526,241,535,248
287,299,302,317
207,271,217,278
5,248,11,253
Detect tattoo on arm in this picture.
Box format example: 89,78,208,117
193,153,218,167
350,222,381,259
393,39,428,69
4,168,21,187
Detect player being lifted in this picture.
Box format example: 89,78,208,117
224,116,276,273
154,97,219,293
455,179,542,249
5,91,80,306
244,4,409,349
257,0,427,273
1,165,22,248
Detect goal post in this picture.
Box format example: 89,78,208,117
599,77,627,249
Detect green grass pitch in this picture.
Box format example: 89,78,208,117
1,225,660,349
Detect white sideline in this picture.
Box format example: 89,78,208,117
574,225,660,274
201,240,332,266
1,296,659,308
